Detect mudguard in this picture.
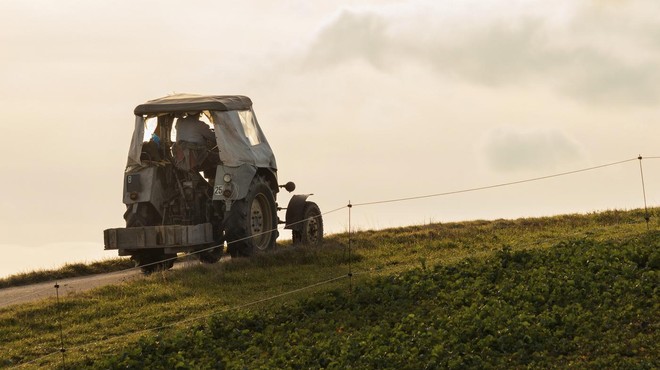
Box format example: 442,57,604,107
122,166,167,216
212,163,258,201
284,194,311,232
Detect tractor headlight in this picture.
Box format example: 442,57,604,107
223,174,232,183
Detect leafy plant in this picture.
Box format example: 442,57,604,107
95,233,658,369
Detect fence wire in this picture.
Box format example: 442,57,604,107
2,204,349,307
352,157,639,207
6,155,660,368
15,273,350,369
2,156,645,306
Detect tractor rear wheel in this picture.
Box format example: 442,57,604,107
292,201,323,246
131,250,175,274
199,247,223,263
226,176,278,257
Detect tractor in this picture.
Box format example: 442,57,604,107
103,94,322,273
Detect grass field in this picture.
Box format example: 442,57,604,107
1,208,658,368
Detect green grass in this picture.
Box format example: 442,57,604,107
1,208,658,369
0,259,135,289
98,235,659,369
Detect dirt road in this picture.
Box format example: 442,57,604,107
0,269,142,308
0,260,206,309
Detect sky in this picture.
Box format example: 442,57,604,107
1,0,660,277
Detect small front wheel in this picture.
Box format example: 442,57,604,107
292,201,323,246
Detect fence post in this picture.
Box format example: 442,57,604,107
638,156,650,230
348,201,353,294
54,282,66,368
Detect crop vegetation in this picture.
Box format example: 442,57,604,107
0,208,658,368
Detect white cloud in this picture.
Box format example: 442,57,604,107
303,8,392,70
301,0,660,105
481,127,583,172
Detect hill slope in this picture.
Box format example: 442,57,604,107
1,209,658,368
97,236,659,369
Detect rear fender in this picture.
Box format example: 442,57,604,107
122,166,167,216
284,194,311,232
212,164,257,201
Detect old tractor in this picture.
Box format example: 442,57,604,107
103,94,323,273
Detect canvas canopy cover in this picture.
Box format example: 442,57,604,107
127,94,277,170
134,94,253,114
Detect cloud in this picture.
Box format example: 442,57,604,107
301,0,660,105
559,53,660,105
303,8,392,69
481,128,583,172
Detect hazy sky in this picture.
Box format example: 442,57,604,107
1,0,660,277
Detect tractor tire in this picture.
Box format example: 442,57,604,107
125,203,175,274
292,201,324,246
199,206,226,263
226,176,278,258
131,250,175,275
198,247,223,264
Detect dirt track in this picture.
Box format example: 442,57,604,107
0,269,142,308
0,260,206,309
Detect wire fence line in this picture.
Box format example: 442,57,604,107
351,157,640,207
14,217,649,369
7,155,660,368
4,155,655,321
2,155,650,305
1,203,351,307
10,203,354,367
15,273,350,369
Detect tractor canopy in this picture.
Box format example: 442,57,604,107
126,93,277,170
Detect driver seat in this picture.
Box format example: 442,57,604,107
172,141,208,172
